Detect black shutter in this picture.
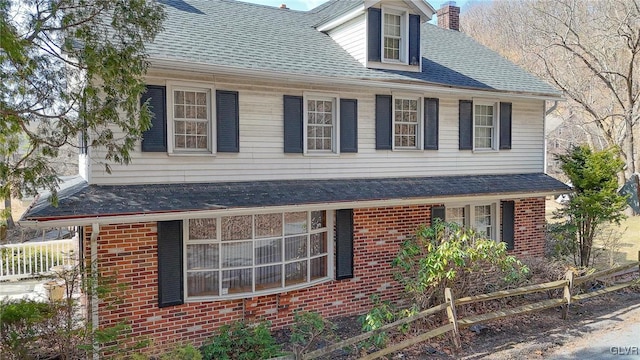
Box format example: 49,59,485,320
375,95,392,150
499,102,512,150
336,209,354,280
431,206,445,224
408,14,420,65
340,99,358,153
367,8,382,62
459,100,473,150
283,95,303,153
501,201,515,250
157,220,183,307
424,98,439,150
141,85,167,152
216,90,239,153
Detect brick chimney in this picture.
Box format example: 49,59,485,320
279,4,288,9
437,1,460,31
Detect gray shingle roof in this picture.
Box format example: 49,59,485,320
149,0,559,96
22,173,568,221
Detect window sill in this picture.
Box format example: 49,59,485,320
392,147,422,151
382,58,408,65
366,61,420,73
304,151,340,157
167,152,216,157
472,148,499,154
184,276,333,302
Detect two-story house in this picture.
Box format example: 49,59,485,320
20,0,567,352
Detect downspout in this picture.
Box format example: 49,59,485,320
91,223,100,360
546,100,558,116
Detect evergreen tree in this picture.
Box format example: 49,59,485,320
1,0,165,223
556,145,627,267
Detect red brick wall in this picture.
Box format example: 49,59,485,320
83,200,544,353
510,197,546,257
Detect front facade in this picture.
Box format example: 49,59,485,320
21,0,566,353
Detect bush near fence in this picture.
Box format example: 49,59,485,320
303,255,640,360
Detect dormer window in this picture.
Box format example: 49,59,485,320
382,9,407,63
366,7,421,71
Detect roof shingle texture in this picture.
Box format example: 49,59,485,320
149,0,558,96
23,173,568,221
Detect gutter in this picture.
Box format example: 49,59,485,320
19,189,568,228
148,58,564,102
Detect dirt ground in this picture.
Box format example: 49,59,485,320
286,284,640,359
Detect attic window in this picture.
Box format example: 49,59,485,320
382,8,407,63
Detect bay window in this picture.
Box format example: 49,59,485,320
185,210,331,299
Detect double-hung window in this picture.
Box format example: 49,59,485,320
445,203,496,240
305,95,338,153
382,8,407,63
167,82,216,154
446,207,466,227
473,102,498,151
474,205,493,239
185,210,332,300
393,97,420,149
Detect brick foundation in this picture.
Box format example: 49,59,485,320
83,198,545,353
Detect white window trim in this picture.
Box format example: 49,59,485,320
391,94,422,150
183,210,335,302
166,80,216,156
472,99,500,152
444,202,498,241
303,92,340,156
381,6,409,65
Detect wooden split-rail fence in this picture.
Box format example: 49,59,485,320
303,253,640,360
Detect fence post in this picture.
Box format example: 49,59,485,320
444,287,461,349
562,270,573,320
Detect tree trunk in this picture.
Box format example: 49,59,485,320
3,196,15,229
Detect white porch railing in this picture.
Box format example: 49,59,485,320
0,238,78,281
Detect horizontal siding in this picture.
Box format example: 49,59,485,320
328,15,366,65
90,75,545,185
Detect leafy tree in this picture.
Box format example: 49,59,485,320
556,145,627,267
0,0,165,222
462,0,640,182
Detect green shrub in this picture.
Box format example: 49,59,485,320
290,311,335,358
392,220,529,309
0,299,55,359
358,295,419,350
200,321,282,360
358,295,395,348
160,344,202,360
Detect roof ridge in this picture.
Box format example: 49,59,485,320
223,0,308,13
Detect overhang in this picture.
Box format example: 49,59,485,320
20,173,568,228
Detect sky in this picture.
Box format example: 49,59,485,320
239,0,490,12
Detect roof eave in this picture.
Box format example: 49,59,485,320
364,0,436,18
148,58,563,101
316,5,365,31
18,189,566,229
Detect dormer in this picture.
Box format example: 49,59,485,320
316,0,435,73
